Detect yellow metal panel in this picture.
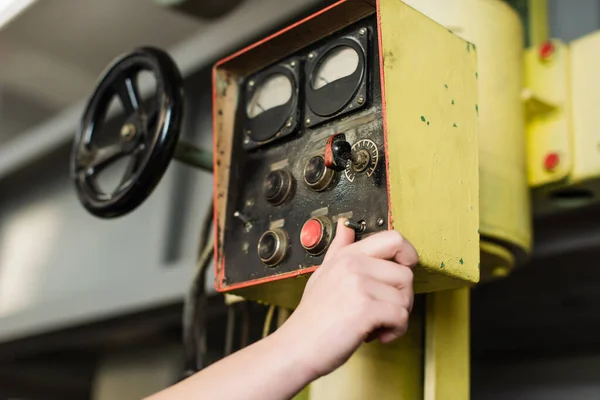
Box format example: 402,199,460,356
309,309,423,400
524,40,572,186
401,0,531,277
528,0,549,46
424,288,470,400
379,0,480,291
570,31,600,182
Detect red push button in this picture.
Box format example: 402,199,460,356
300,216,332,255
301,219,323,250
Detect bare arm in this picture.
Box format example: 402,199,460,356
147,219,418,400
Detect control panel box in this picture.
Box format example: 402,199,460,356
212,0,479,308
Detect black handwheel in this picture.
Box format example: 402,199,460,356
71,47,184,218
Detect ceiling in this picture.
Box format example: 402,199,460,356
0,0,205,141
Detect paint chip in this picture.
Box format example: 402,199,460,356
421,116,426,122
453,123,457,128
459,258,464,265
444,84,448,89
451,100,455,105
427,121,430,125
476,104,479,115
440,262,445,269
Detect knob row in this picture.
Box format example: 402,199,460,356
263,155,336,205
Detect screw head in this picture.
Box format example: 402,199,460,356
377,218,385,227
305,118,311,125
242,242,249,252
544,152,560,171
359,28,366,36
244,137,250,145
286,120,292,128
120,123,136,141
308,52,315,60
290,61,296,67
245,129,251,135
248,80,255,88
245,199,254,207
357,95,365,105
539,41,555,62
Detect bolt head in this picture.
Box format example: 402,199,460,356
359,28,366,36
544,152,560,171
120,123,136,141
377,218,385,227
539,41,555,62
357,95,365,104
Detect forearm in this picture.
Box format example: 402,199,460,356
147,329,315,400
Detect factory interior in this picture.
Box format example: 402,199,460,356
1,0,600,399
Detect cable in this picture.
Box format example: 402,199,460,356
224,304,236,356
182,200,214,377
262,304,276,338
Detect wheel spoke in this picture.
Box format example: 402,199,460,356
88,144,127,172
114,76,141,114
120,149,144,186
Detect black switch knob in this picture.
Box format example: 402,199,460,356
324,133,352,171
263,169,292,205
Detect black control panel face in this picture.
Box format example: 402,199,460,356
223,16,389,285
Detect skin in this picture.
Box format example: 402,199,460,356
148,218,418,400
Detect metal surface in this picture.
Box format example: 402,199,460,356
174,142,213,172
402,0,532,277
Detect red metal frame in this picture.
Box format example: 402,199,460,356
211,0,391,293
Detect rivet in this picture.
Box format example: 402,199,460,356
539,41,555,62
359,28,366,36
544,152,560,171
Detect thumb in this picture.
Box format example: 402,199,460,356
323,218,355,263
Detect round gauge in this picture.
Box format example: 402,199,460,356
246,74,292,119
306,39,366,118
244,64,299,146
311,46,359,89
345,139,379,182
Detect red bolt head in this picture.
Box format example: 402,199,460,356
544,152,560,171
540,41,555,62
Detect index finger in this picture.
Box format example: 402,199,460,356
345,230,419,267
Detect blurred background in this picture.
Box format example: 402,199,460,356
1,0,600,399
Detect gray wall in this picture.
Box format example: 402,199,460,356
0,70,215,341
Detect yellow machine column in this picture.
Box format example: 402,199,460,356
403,0,532,280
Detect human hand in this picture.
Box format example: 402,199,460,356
274,219,418,380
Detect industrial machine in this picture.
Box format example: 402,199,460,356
526,33,600,216
71,0,479,398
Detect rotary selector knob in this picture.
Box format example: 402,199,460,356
257,228,289,267
263,169,293,205
300,216,333,255
303,155,335,191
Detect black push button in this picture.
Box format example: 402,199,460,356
257,228,289,267
303,155,334,191
263,169,292,205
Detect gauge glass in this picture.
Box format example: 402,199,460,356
312,46,359,90
246,74,292,118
